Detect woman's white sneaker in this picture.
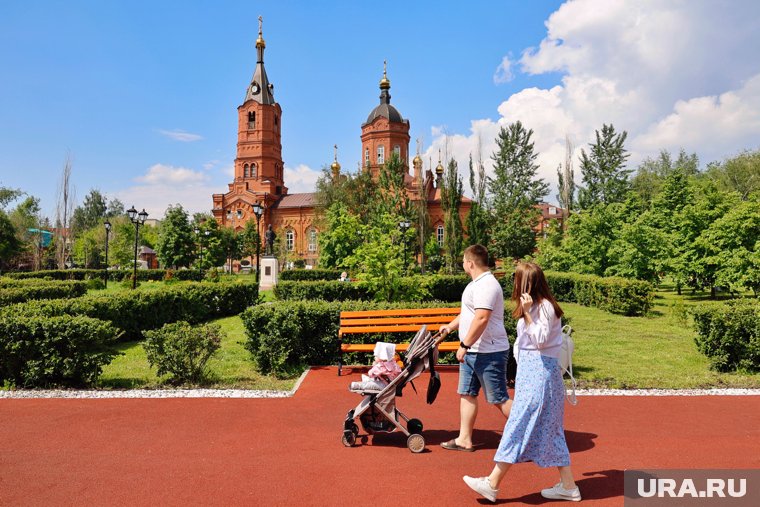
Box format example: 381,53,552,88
463,476,499,502
541,482,581,502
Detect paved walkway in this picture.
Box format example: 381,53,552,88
1,367,758,506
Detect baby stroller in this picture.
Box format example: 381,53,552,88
341,326,443,453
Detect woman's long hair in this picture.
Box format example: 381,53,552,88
511,262,564,320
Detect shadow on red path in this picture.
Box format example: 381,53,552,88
1,366,758,506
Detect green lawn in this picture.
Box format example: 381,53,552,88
97,283,759,390
98,310,293,391
568,283,760,389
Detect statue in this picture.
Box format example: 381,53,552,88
265,224,276,255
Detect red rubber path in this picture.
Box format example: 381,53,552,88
1,366,758,506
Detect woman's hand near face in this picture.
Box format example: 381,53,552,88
520,293,533,324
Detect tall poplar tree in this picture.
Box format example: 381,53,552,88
466,149,490,248
441,158,464,273
488,121,548,260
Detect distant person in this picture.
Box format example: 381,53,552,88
463,262,580,503
339,271,350,282
438,244,511,452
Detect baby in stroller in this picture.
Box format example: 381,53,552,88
341,326,442,453
349,342,402,391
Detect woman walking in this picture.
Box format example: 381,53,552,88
463,262,581,503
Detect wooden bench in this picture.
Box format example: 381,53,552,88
338,307,461,376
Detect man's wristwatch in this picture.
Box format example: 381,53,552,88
459,341,470,350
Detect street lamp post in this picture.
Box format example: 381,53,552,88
194,227,203,271
104,220,111,289
399,219,411,274
127,206,148,289
252,201,264,284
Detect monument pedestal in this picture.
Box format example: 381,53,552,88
259,256,279,290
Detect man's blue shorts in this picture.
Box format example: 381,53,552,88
457,349,510,404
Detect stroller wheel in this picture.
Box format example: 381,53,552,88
407,418,423,434
350,423,359,436
342,430,356,447
407,433,425,453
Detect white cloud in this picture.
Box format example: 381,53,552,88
283,164,321,193
135,164,208,185
115,163,225,218
424,0,760,201
158,129,204,142
493,56,514,84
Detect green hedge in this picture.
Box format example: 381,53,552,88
0,281,87,306
5,269,206,282
691,300,760,372
239,300,527,377
1,281,259,342
273,275,470,303
499,270,653,316
0,314,120,388
278,269,343,281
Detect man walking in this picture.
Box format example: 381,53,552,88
439,244,511,451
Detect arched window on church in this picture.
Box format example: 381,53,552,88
244,164,249,178
248,111,255,129
437,225,445,247
286,229,295,252
365,148,370,165
377,145,385,164
308,229,317,252
394,145,401,158
251,163,257,179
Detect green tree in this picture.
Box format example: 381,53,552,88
488,121,549,260
317,202,365,269
560,203,624,276
0,210,22,271
577,124,631,209
71,189,107,233
697,199,760,294
606,212,670,282
218,226,242,273
466,153,490,248
441,158,464,273
156,205,195,269
707,149,760,201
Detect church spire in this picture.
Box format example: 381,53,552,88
245,16,275,105
379,59,391,104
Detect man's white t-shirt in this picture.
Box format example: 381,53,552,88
459,271,509,353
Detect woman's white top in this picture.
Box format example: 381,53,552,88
515,298,563,359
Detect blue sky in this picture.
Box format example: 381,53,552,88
2,1,760,220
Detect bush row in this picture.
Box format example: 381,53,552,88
240,300,526,377
278,269,344,281
273,275,470,303
0,314,121,388
5,269,206,282
0,280,88,306
691,299,760,373
1,281,259,342
498,270,653,316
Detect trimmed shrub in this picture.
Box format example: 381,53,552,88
6,269,205,282
0,281,87,306
240,300,521,377
692,300,760,372
274,280,372,301
1,281,259,341
279,269,343,281
273,275,469,303
0,314,120,388
143,321,223,384
499,270,653,316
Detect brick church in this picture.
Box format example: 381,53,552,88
212,20,470,270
